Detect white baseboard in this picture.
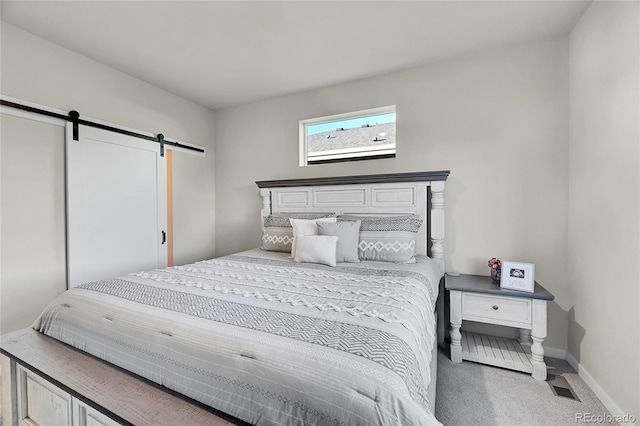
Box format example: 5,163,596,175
543,346,566,360
566,351,634,424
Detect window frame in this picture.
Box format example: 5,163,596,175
299,105,396,167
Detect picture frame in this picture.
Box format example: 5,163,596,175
500,261,535,293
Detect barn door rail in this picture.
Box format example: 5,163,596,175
0,99,204,156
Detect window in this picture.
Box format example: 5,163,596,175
299,106,396,166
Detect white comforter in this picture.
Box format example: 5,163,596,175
33,249,443,426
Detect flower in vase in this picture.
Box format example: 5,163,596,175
488,257,502,270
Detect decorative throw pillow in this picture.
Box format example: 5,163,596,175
293,234,338,267
289,217,337,257
317,220,361,263
261,213,335,252
338,215,423,263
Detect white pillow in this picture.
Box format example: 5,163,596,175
293,235,338,267
289,217,337,257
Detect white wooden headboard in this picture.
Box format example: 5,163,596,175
256,171,449,269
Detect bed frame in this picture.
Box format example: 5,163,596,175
1,170,449,426
256,170,450,413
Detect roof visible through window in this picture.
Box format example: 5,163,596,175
300,107,396,165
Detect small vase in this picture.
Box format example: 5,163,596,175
491,268,501,283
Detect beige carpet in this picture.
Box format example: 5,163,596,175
435,347,616,425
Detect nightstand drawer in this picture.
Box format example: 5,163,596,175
462,293,531,325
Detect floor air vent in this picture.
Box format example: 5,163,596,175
547,374,580,401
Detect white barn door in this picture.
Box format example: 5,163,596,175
67,124,167,288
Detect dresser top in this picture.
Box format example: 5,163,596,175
445,273,554,301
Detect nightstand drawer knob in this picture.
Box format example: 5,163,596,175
492,305,499,310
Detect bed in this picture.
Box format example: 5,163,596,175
2,171,449,426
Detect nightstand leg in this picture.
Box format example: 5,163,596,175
450,322,462,363
531,299,547,380
518,329,531,346
449,290,462,363
531,336,546,380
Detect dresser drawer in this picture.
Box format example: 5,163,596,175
18,365,73,426
74,399,121,426
461,293,531,326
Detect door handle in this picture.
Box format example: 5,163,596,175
161,230,166,245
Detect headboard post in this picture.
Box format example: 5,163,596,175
259,188,271,228
430,181,445,269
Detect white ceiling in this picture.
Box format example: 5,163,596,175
1,1,591,110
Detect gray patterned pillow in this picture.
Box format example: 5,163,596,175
262,213,336,252
338,215,423,262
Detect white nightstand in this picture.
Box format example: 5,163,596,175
446,273,555,380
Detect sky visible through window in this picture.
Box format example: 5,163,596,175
307,112,396,136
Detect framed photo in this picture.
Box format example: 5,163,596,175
500,261,535,293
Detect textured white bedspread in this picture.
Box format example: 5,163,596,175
33,249,443,426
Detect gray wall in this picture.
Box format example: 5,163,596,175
0,23,217,333
214,36,571,352
568,1,639,417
